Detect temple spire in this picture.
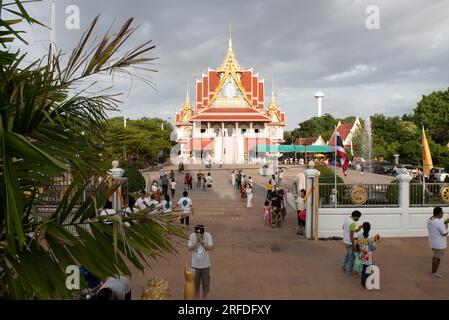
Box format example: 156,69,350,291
228,23,232,50
183,80,192,111
185,80,190,104
218,24,243,72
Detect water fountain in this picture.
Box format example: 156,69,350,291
362,117,373,173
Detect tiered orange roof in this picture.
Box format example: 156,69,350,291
176,31,285,126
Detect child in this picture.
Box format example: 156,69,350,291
266,180,273,199
240,182,247,201
296,189,306,235
263,200,270,226
356,222,379,287
206,173,213,191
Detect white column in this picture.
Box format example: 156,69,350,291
250,122,253,135
235,122,239,136
317,98,322,117
397,173,412,209
397,173,412,236
208,122,211,136
304,164,321,239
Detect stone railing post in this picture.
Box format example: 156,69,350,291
397,173,412,235
397,173,412,209
304,161,321,239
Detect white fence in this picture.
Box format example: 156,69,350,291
285,172,448,238
318,207,433,238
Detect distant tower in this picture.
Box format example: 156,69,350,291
314,91,324,117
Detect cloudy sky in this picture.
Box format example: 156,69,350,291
9,0,449,129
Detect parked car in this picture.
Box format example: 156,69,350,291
361,163,383,174
429,167,449,182
394,164,416,175
381,165,395,175
403,164,417,175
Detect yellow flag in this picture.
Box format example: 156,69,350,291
422,127,433,177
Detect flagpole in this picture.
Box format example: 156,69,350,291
334,126,337,208
422,126,426,205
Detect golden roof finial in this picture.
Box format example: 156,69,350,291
218,24,243,72
182,80,192,111
229,23,232,49
269,79,279,115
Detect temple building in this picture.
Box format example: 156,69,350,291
327,118,362,155
175,33,286,164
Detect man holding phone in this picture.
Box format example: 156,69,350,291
188,225,214,299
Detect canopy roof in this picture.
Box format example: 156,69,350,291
254,145,334,153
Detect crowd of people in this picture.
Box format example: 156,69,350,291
231,169,290,227
91,164,449,299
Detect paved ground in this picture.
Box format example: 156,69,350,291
131,166,449,300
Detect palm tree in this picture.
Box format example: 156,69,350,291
0,0,183,299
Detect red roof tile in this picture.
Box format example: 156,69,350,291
328,122,355,146
295,137,319,145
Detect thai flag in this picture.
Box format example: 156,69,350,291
335,130,349,175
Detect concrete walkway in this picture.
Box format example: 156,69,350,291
131,167,449,300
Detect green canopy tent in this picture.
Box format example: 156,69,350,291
255,145,333,153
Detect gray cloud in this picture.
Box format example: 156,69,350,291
7,0,449,129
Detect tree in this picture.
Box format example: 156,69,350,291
103,117,173,166
123,165,146,193
0,1,182,299
283,131,292,144
291,114,338,142
412,88,449,145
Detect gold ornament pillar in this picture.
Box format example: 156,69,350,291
184,262,195,300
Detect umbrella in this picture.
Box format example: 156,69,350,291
315,153,325,158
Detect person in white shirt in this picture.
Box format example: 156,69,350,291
246,184,253,208
96,276,131,300
206,173,213,191
135,190,151,211
159,194,173,214
159,167,164,180
123,196,138,216
122,196,138,228
151,182,159,193
188,225,214,299
170,178,177,198
175,191,193,226
100,201,116,225
278,170,284,185
341,210,362,274
427,207,449,278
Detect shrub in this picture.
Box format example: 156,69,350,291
318,168,345,205
386,179,399,204
123,165,146,193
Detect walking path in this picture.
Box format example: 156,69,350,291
131,167,449,299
